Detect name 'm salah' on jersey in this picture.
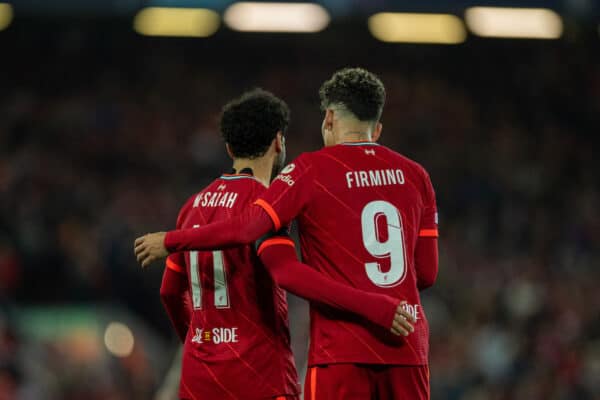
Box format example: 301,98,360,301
166,173,299,400
254,142,438,366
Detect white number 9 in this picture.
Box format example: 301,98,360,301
361,200,407,287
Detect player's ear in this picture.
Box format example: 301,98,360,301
324,109,334,132
275,131,284,153
372,122,382,142
225,143,235,160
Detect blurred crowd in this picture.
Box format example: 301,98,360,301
1,22,599,399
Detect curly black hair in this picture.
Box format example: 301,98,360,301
319,67,386,122
220,88,289,159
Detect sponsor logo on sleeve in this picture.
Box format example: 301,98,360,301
280,163,295,174
275,163,296,186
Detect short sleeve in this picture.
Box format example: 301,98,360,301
419,169,439,238
254,153,314,230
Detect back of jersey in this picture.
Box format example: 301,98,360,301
173,173,299,400
257,142,438,366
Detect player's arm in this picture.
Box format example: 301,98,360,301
134,205,273,268
160,253,192,343
256,232,416,337
415,237,438,290
166,205,273,252
135,155,314,267
415,169,439,290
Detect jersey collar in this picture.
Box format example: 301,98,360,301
341,141,380,146
227,167,253,175
220,168,259,181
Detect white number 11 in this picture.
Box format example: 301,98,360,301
189,225,230,309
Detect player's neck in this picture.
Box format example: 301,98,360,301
232,158,272,187
337,131,373,144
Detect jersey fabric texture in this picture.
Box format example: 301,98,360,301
255,142,438,367
167,173,300,400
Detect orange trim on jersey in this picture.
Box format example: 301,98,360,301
419,229,439,238
257,238,295,256
166,258,185,274
254,199,282,231
310,367,317,400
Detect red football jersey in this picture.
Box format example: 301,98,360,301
255,142,438,366
167,172,300,400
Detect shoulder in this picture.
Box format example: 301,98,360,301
291,147,342,169
176,179,221,221
383,147,431,179
174,193,197,227
244,179,268,199
178,192,200,216
288,151,317,168
277,152,317,178
378,147,435,199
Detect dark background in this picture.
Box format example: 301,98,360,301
1,1,599,399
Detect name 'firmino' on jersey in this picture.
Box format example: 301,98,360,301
255,142,438,367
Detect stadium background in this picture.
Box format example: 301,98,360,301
1,0,599,399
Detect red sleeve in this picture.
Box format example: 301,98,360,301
415,169,439,290
160,253,191,343
163,153,313,253
258,239,400,330
164,206,272,252
254,154,314,230
418,169,438,238
415,238,438,290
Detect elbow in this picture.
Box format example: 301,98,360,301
418,271,438,291
160,292,183,322
160,291,174,305
160,284,179,301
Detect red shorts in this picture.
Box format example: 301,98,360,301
304,364,429,400
181,395,297,400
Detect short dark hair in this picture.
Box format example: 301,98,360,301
220,88,290,159
319,67,386,122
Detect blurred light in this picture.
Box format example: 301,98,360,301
63,329,102,362
465,7,563,39
104,322,135,357
0,3,13,32
368,13,466,44
134,7,220,37
224,2,330,33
